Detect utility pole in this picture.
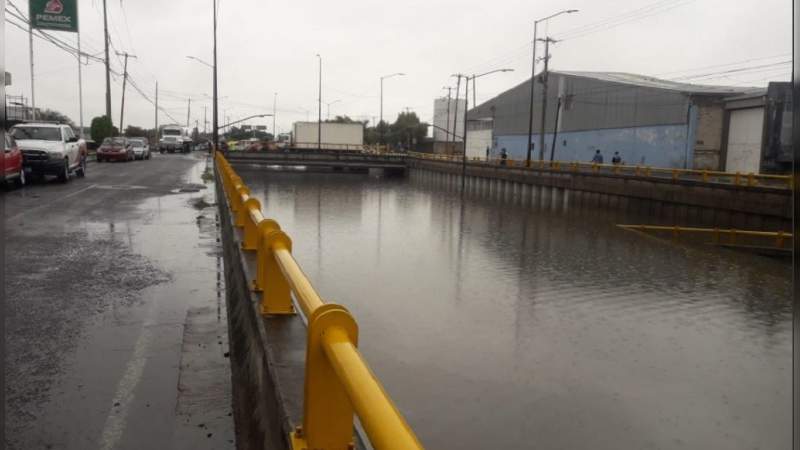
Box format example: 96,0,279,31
28,20,35,120
272,92,277,141
77,12,84,137
103,0,112,123
187,98,191,128
117,52,136,134
443,86,452,143
526,10,578,167
155,82,159,142
204,106,207,134
461,75,470,191
538,37,555,161
451,76,462,152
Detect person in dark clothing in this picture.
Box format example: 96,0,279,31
612,151,622,165
591,149,604,164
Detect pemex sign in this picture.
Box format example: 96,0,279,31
29,0,78,33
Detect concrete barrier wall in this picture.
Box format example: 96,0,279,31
216,169,308,450
408,159,792,229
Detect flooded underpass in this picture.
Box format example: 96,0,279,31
235,165,791,450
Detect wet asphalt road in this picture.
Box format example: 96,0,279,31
4,153,234,450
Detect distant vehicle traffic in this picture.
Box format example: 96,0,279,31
3,133,25,187
97,137,135,162
9,122,87,183
128,138,152,160
159,125,192,153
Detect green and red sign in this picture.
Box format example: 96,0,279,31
29,0,78,33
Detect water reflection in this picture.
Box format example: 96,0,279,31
239,167,791,450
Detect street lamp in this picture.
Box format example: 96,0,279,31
526,9,578,167
316,54,322,151
325,99,341,120
453,68,514,191
219,113,273,129
380,72,405,146
272,92,277,141
186,55,213,68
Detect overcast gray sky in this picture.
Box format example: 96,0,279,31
4,0,792,134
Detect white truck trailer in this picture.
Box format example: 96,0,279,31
291,122,364,150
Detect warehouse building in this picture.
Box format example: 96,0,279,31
467,71,763,170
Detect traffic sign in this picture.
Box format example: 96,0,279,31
29,0,78,33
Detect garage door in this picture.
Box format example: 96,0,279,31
725,107,764,173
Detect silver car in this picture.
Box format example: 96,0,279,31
129,138,151,160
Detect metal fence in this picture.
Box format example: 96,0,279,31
216,153,423,450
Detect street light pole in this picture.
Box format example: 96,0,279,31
212,0,219,152
454,68,514,191
103,0,112,123
316,54,322,151
525,9,578,167
326,100,340,120
272,92,277,141
379,72,405,147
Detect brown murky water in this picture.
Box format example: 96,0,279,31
240,167,791,450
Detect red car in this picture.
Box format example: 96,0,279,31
97,137,135,162
3,133,25,187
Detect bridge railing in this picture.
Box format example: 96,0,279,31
407,152,793,190
618,224,793,248
215,152,423,450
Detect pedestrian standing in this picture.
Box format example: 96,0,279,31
612,151,621,165
591,149,604,164
501,148,508,166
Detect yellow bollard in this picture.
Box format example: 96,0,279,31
702,170,709,182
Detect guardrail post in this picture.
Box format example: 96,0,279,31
747,173,756,187
258,230,295,315
776,231,785,248
734,172,741,185
292,304,358,450
241,198,262,251
671,169,678,181
702,170,709,182
234,187,250,228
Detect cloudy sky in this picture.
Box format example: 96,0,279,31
4,0,792,135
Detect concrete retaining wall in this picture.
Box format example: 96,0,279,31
408,159,791,229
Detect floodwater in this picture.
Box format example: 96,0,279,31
239,166,791,450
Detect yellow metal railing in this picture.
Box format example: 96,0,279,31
617,224,793,248
215,152,424,450
406,152,793,190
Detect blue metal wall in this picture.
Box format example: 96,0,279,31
491,123,696,168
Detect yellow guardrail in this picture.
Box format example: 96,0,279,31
406,152,793,190
215,152,424,450
618,224,793,248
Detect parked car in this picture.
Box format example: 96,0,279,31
3,133,25,187
129,138,151,160
9,122,86,183
97,137,135,162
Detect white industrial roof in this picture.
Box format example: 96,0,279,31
553,71,762,96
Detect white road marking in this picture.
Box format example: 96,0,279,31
97,298,159,450
6,184,97,222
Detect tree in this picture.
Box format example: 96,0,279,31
326,115,364,125
124,125,147,137
90,116,118,142
38,109,76,128
388,112,429,149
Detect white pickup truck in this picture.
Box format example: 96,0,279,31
158,125,192,154
9,122,87,183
